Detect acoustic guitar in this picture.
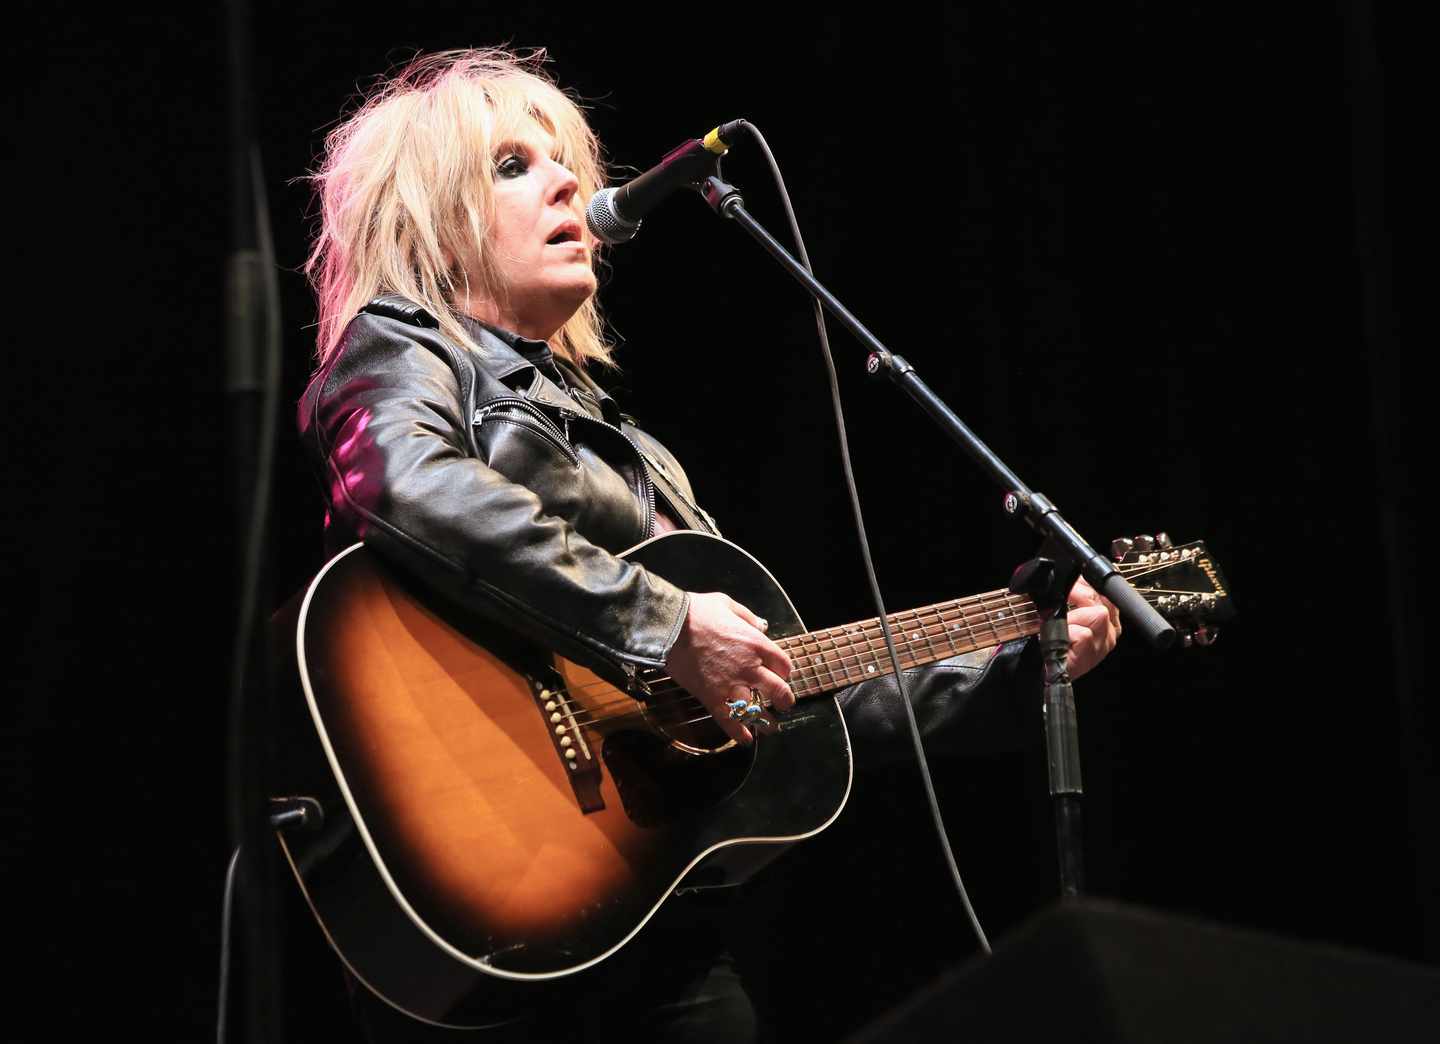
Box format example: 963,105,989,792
272,530,1230,1027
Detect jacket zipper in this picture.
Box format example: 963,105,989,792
473,399,580,468
639,449,718,535
475,397,657,539
570,409,657,541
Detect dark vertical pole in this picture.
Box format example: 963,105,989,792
1345,0,1436,959
224,0,284,1037
1010,553,1088,900
1041,611,1085,900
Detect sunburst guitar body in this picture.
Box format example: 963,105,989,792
273,532,851,1028
272,529,1231,1027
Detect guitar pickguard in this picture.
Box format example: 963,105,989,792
601,729,753,828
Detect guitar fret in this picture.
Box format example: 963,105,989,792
911,606,942,665
956,598,983,652
854,623,882,686
910,607,933,662
995,595,1021,643
805,631,838,694
820,630,844,690
862,622,893,677
938,600,967,657
856,628,885,682
927,606,945,658
803,633,827,695
824,631,847,689
936,601,966,654
931,602,954,660
786,633,815,696
815,632,837,693
779,588,1046,698
1005,594,1028,634
980,592,1006,646
839,625,866,688
817,628,846,691
958,599,986,649
983,597,1007,645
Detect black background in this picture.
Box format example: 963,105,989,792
18,1,1433,1039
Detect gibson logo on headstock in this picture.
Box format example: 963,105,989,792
1197,558,1227,598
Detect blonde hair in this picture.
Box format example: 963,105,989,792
306,49,611,366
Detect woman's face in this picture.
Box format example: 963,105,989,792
464,122,598,340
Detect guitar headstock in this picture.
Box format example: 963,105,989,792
1111,533,1235,648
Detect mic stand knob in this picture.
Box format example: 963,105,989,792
699,176,744,216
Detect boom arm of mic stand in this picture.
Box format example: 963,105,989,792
708,185,1175,648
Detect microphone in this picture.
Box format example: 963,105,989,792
586,120,747,245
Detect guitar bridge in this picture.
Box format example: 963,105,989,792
529,674,606,814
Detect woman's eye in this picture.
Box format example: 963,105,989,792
495,156,528,179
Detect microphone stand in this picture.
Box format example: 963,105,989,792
690,173,1176,899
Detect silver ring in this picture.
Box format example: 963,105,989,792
727,698,750,721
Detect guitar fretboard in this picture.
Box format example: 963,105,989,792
780,589,1039,698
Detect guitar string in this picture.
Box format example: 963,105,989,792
544,597,1038,720
607,598,1025,736
536,593,1038,718
554,608,1041,735
538,600,1046,731
536,558,1220,726
521,563,1203,884
533,575,1216,730
559,596,1043,720
1118,557,1208,580
524,558,1188,717
787,604,1038,697
536,573,1198,736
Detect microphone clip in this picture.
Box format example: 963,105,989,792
698,176,745,217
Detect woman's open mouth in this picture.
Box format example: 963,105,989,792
546,223,582,246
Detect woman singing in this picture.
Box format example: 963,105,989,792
299,47,1117,1042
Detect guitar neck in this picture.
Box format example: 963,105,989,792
779,589,1040,698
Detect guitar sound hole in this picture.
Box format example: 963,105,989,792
639,690,735,754
602,729,752,828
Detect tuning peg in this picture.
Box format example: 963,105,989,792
1155,532,1173,549
1111,537,1134,561
1194,625,1219,646
1133,535,1156,552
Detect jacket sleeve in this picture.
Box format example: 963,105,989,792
299,315,689,685
836,638,1044,769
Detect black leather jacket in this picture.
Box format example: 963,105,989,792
299,295,1042,767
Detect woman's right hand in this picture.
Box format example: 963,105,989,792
663,592,795,745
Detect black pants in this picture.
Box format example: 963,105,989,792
349,891,761,1044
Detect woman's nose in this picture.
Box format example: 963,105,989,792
545,159,580,206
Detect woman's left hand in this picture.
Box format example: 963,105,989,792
1066,578,1121,679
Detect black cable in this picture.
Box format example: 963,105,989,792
737,124,991,955
225,141,283,835
224,0,284,1031
217,845,242,1044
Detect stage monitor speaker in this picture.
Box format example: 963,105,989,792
851,899,1437,1043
